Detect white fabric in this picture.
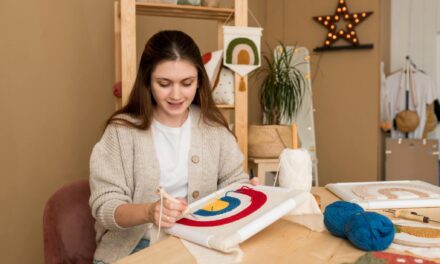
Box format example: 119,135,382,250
387,70,435,138
390,243,440,259
181,239,243,264
380,61,392,126
278,148,325,231
152,113,191,198
282,191,325,232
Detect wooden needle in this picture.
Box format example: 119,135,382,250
156,187,190,216
384,209,440,224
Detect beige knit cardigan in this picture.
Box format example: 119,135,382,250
89,106,248,263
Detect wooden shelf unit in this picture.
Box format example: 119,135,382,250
135,2,234,21
114,0,249,169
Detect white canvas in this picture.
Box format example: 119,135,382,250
165,183,306,253
326,180,440,209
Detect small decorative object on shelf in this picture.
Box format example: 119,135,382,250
201,0,220,8
177,0,201,6
313,0,373,52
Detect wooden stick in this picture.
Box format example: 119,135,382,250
291,123,298,149
156,187,190,215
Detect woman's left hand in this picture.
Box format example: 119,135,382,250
250,177,261,186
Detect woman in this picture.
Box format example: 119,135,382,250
89,30,254,264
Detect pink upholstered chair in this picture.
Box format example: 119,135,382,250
43,180,96,264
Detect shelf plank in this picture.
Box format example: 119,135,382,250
135,2,234,21
216,104,235,109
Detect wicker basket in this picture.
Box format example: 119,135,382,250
248,125,294,158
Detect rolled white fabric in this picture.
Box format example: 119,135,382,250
181,239,243,264
278,148,312,192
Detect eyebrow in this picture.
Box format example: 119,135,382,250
155,76,197,82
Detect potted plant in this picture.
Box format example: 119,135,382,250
249,43,307,158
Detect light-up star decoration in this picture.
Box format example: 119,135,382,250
313,0,373,51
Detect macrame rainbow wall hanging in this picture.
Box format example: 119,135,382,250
223,26,262,91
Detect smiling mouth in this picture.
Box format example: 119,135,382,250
167,101,184,107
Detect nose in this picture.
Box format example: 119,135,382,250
170,84,182,100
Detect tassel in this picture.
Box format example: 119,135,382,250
239,76,246,91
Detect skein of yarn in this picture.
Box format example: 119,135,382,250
323,201,395,251
278,148,312,192
324,201,364,237
344,211,395,251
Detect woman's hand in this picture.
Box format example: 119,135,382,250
147,198,188,228
250,177,261,186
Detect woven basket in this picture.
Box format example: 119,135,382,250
248,125,294,158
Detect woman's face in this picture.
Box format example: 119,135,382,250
151,59,198,126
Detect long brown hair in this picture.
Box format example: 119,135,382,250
106,30,229,133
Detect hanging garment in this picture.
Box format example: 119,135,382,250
423,103,438,138
380,61,392,131
387,70,436,139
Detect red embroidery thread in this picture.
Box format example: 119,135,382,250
177,186,267,227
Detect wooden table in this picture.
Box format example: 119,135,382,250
116,187,440,264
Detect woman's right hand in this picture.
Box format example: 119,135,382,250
147,198,188,228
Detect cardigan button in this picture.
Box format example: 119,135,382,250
192,191,200,199
191,155,200,164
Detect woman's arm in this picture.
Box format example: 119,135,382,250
114,198,187,228
89,125,133,230
90,124,188,230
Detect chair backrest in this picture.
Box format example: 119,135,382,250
43,180,96,264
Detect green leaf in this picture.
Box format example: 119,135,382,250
257,42,306,125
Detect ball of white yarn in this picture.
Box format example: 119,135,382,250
278,148,312,192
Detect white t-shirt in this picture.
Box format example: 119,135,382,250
152,112,191,198
387,70,435,139
145,112,191,239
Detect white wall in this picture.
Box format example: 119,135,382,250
390,0,440,80
390,0,440,139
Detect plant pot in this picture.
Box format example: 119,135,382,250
178,0,201,5
202,0,220,7
248,125,295,158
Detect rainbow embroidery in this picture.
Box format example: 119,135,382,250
193,195,241,217
166,183,301,253
225,37,259,66
177,186,267,227
223,26,262,79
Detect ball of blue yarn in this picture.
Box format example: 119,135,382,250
344,211,395,251
324,201,364,237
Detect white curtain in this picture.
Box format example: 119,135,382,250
390,0,440,81
390,0,440,139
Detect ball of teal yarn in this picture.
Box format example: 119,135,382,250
324,201,364,237
344,211,395,251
